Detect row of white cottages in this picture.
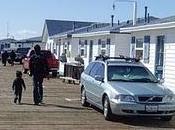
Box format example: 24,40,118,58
42,16,175,92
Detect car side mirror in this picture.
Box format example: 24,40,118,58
95,75,104,82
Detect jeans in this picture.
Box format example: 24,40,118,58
33,77,43,104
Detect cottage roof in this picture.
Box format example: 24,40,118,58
120,15,175,32
45,19,95,37
50,16,159,38
0,38,17,43
17,36,42,43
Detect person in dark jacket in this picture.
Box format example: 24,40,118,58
29,45,49,105
1,51,9,66
10,50,16,66
12,71,26,104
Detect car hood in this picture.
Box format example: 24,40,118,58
108,82,173,96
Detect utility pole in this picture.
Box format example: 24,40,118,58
112,0,137,26
6,22,10,38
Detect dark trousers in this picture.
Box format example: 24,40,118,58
33,77,43,104
2,59,7,66
14,90,22,103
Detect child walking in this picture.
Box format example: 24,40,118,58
12,71,26,104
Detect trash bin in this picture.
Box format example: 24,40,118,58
64,62,84,80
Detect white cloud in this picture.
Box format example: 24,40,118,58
14,29,40,40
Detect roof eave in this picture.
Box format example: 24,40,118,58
50,34,72,39
120,21,175,32
72,31,111,38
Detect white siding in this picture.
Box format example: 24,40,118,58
114,34,130,57
164,43,175,90
130,27,175,92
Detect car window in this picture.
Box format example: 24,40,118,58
95,63,104,78
108,65,158,83
89,63,104,78
84,62,95,75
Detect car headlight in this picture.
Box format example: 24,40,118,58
163,95,175,103
115,95,136,102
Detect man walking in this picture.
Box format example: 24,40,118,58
29,45,49,105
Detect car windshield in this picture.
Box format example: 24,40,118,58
108,65,158,83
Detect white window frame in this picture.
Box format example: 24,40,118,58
135,38,144,59
80,41,85,57
100,40,107,56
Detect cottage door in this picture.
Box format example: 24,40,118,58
155,36,164,80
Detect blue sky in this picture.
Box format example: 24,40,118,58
0,0,175,39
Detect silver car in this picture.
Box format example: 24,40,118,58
80,57,175,121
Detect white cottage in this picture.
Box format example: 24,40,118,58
41,19,94,59
121,16,175,91
51,23,131,67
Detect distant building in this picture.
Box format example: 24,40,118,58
13,36,43,49
51,23,131,67
0,38,17,51
0,36,42,52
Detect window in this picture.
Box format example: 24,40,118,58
89,63,99,78
108,65,157,82
136,39,143,48
101,41,106,48
95,63,104,78
131,36,135,43
135,38,143,59
80,49,84,56
84,62,95,75
63,42,70,56
79,40,87,57
98,39,110,56
89,63,104,78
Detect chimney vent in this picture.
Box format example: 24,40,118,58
111,15,114,27
118,20,120,25
148,13,150,23
145,6,148,23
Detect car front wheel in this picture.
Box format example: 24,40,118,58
81,87,89,106
103,96,113,120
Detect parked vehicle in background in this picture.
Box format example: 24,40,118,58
15,47,30,64
80,56,175,121
22,49,59,77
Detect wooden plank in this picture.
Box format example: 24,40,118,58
60,76,80,84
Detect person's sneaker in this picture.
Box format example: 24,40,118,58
14,98,18,104
39,102,45,105
34,102,39,105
